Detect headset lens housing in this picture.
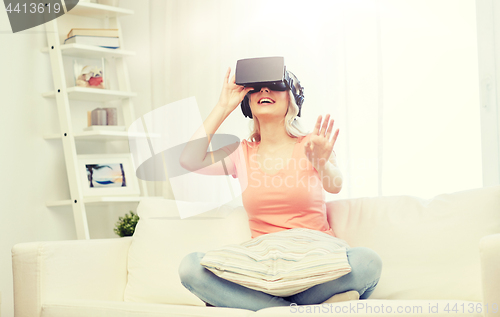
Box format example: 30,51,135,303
247,82,289,94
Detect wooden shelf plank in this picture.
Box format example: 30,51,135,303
42,86,136,102
40,44,135,58
43,130,161,141
67,2,134,18
46,196,163,207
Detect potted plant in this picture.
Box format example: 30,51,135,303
114,210,139,237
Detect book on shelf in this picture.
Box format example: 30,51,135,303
67,28,119,38
64,35,120,49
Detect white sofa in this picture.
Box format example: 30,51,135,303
12,185,500,317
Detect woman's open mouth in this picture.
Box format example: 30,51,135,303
258,98,275,105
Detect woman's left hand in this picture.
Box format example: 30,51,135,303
304,114,339,169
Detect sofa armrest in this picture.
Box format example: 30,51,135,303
480,233,500,317
12,237,132,317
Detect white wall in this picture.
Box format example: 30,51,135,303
378,0,482,197
0,1,153,316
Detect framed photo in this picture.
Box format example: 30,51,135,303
78,153,140,196
73,57,107,89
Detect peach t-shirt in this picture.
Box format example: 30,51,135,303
221,133,335,239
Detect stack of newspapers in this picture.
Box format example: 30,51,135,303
64,28,120,49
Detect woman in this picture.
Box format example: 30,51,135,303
178,67,382,311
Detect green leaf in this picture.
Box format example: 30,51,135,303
113,210,140,237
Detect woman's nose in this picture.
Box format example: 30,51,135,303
260,87,270,92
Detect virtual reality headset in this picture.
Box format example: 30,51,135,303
235,56,304,119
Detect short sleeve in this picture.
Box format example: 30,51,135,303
220,141,243,179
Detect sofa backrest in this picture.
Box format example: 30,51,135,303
325,185,500,302
125,185,500,305
124,199,252,306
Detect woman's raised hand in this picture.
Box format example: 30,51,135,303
216,67,254,113
304,114,340,170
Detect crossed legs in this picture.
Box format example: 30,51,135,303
178,246,382,312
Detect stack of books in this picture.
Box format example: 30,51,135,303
64,28,120,49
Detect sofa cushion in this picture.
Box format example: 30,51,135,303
41,299,255,317
200,228,351,296
124,198,252,306
326,185,500,302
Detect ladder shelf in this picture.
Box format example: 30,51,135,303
43,2,148,240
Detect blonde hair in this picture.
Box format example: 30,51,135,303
247,90,309,145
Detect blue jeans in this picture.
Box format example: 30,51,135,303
178,246,382,312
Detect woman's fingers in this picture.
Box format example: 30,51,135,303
236,87,252,103
326,118,334,141
320,114,330,136
312,115,322,135
223,67,231,85
332,128,339,144
222,68,253,103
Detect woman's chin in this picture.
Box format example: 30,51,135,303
253,112,286,120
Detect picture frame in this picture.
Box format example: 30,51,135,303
73,57,107,89
78,153,140,196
